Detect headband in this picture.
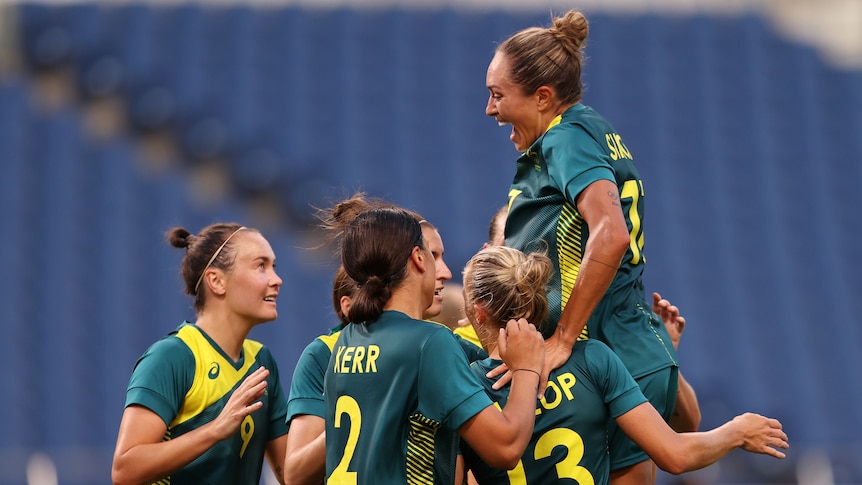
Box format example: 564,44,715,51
193,226,247,294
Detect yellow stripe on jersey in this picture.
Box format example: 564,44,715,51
319,331,341,352
406,413,440,485
171,325,264,427
557,202,590,340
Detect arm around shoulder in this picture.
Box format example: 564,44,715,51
458,320,545,469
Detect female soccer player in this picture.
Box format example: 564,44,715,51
323,202,545,483
111,223,288,485
460,246,788,485
485,9,679,484
284,193,485,485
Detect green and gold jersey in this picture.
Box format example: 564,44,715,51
125,322,288,485
505,103,677,378
506,103,643,338
462,340,647,485
324,311,493,484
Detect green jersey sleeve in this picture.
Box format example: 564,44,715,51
543,123,616,205
286,337,331,424
125,335,195,427
419,328,493,430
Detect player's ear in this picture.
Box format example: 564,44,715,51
472,304,488,325
204,269,227,296
536,85,554,111
409,246,426,273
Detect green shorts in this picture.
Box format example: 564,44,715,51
608,365,679,470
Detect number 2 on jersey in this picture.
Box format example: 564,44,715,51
329,395,361,485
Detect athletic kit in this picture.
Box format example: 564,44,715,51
463,339,648,485
124,322,288,485
324,310,492,484
505,103,678,469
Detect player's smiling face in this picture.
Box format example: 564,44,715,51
421,226,451,320
486,52,545,152
223,232,282,325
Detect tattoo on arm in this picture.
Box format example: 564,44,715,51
607,190,621,207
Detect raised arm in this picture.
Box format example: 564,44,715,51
459,319,545,469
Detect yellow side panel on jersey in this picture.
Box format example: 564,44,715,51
171,325,264,427
557,202,589,340
406,413,440,484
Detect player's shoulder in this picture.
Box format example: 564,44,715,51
133,331,196,374
144,326,195,357
311,330,341,354
575,338,616,361
400,319,461,350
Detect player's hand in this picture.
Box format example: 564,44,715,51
734,413,789,459
496,318,545,392
538,333,571,398
486,361,511,389
209,366,269,441
653,292,685,351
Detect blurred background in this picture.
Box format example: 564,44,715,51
0,0,860,484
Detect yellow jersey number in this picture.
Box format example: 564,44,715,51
506,428,594,485
509,180,644,265
239,415,254,458
619,179,645,265
328,395,361,485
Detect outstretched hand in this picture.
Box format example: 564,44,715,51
734,413,789,459
210,366,269,441
653,292,685,351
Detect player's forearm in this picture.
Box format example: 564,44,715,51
660,424,744,474
556,241,624,349
493,369,541,468
460,369,540,471
284,433,327,485
112,425,222,485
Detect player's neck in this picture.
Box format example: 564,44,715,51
195,313,249,361
384,283,430,320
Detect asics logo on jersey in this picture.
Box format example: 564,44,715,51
208,362,220,379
